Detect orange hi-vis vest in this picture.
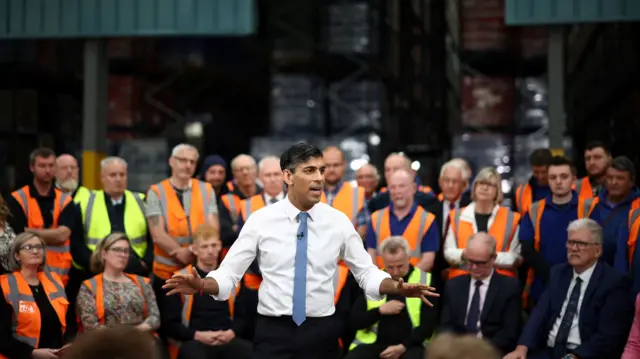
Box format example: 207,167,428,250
380,185,434,196
11,186,73,285
321,183,366,224
370,206,435,268
522,197,597,304
80,273,151,331
221,192,242,225
448,206,521,279
167,264,241,359
0,271,67,354
627,209,640,267
514,183,532,216
573,177,595,199
148,178,213,280
239,194,268,290
334,263,350,350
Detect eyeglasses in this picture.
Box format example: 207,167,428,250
173,156,197,165
108,247,131,255
461,255,493,266
20,244,44,253
477,181,497,189
566,240,600,250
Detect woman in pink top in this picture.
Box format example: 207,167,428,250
623,294,640,359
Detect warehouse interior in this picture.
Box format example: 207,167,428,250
0,0,639,196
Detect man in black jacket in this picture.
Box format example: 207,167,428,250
439,232,521,355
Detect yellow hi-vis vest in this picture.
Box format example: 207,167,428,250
74,190,147,270
349,268,431,350
73,186,92,206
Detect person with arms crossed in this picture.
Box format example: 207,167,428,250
164,143,439,359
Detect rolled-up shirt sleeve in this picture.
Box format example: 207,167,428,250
206,214,259,301
340,218,390,301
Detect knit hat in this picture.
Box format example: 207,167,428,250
201,155,226,178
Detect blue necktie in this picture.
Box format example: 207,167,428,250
292,212,309,326
553,277,583,358
466,280,483,334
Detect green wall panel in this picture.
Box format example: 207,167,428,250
0,0,256,38
506,0,640,25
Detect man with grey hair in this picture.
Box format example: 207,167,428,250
355,163,380,201
55,153,92,205
439,232,520,355
347,235,438,359
506,218,633,359
227,154,262,199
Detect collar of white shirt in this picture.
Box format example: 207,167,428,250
265,192,284,204
474,270,494,287
283,195,319,221
572,261,597,283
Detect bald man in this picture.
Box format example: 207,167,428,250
226,154,263,199
322,146,368,237
55,154,92,205
368,153,437,213
366,169,440,272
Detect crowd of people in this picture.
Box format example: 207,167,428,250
1,140,640,359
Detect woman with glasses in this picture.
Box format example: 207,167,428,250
76,232,160,334
0,194,17,275
443,167,522,278
0,232,68,359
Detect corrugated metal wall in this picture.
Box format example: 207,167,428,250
0,0,256,38
506,0,640,25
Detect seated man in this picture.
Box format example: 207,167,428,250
504,218,633,359
439,232,521,355
346,236,438,359
162,224,252,359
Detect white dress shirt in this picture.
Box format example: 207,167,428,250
207,196,390,317
264,192,284,205
444,203,521,266
547,262,596,349
466,271,494,338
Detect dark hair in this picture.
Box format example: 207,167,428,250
585,141,610,154
611,156,636,178
61,325,160,359
0,193,10,224
549,156,576,175
529,148,553,167
29,147,55,165
280,143,323,173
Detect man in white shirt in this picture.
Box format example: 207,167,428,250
504,218,633,359
164,143,439,359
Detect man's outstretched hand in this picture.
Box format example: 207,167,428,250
162,267,202,296
395,278,439,306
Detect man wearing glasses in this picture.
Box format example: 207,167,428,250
439,232,521,356
505,218,633,359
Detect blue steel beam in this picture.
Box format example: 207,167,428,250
506,0,640,25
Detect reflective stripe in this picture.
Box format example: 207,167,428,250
373,212,384,247
529,202,540,226
84,192,97,237
582,198,594,218
575,179,583,196
225,193,239,223
632,209,640,228
244,200,253,219
411,210,429,259
45,245,70,253
16,189,29,215
350,186,359,222
453,208,461,240
502,210,515,252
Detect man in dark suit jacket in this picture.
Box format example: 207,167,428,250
504,218,633,359
439,232,521,355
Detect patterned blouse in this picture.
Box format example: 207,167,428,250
76,276,161,331
0,223,16,272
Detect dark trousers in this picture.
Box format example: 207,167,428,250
178,338,253,359
344,344,424,359
239,286,259,341
252,315,341,359
65,267,92,340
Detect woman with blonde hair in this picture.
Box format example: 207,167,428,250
0,193,16,274
0,232,68,359
76,232,160,333
444,167,522,278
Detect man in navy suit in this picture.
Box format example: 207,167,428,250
504,218,633,359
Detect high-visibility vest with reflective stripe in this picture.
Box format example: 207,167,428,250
349,268,430,350
320,184,366,224
75,190,147,270
239,194,267,290
73,186,92,205
515,183,532,216
80,273,151,329
371,206,435,268
0,271,67,352
573,177,595,199
11,186,73,285
522,197,597,303
380,185,434,196
221,193,242,225
627,209,640,268
148,179,213,280
448,206,520,278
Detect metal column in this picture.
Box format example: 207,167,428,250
82,40,108,189
547,26,566,153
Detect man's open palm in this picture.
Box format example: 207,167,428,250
162,267,202,296
395,278,439,306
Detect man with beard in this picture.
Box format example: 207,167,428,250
55,154,92,204
574,141,611,199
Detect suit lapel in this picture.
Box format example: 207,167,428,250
458,276,471,319
480,274,499,321
581,262,603,308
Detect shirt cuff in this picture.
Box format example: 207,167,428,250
364,269,391,302
206,269,233,301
